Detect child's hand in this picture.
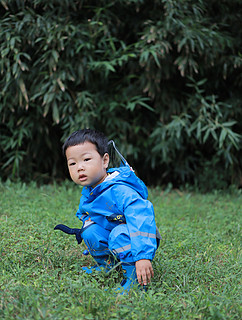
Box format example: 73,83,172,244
135,259,154,286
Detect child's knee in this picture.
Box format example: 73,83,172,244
108,224,133,262
81,223,110,255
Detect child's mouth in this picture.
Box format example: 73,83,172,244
79,174,87,182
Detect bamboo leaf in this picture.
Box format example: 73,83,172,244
52,101,60,124
18,78,29,109
219,129,227,148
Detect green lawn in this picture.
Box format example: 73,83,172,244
0,181,241,320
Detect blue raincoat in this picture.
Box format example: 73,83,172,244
76,166,159,262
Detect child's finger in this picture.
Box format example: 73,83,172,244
150,266,154,278
144,267,154,285
137,271,143,285
142,269,151,286
142,273,147,286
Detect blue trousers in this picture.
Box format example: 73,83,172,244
81,223,134,263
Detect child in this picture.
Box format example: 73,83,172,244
55,129,161,292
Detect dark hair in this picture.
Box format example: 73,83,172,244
62,129,109,157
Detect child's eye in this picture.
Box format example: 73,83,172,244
69,162,76,166
84,158,91,162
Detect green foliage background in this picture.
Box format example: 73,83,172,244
0,0,241,189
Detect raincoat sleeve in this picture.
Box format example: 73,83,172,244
112,185,157,262
76,194,89,224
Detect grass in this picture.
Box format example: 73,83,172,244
0,181,241,320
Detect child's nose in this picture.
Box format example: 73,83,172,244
77,162,84,171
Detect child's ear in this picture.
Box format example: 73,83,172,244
103,153,109,168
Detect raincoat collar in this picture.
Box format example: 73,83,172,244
81,166,148,199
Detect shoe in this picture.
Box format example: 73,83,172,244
115,263,138,294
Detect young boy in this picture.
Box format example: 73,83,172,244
55,129,161,292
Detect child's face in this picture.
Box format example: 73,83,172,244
66,141,109,188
